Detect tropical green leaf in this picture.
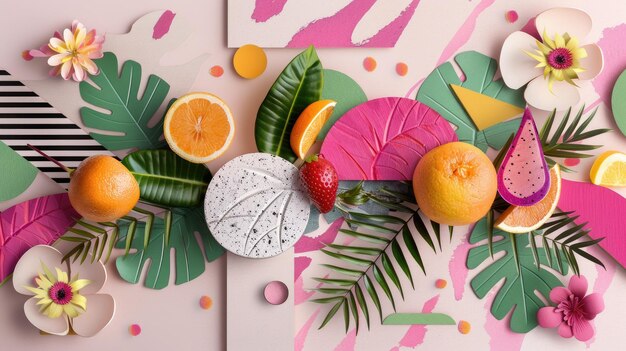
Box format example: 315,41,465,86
255,46,323,162
79,52,170,151
122,149,212,207
416,51,525,151
115,207,224,289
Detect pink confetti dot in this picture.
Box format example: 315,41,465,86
564,158,580,167
505,10,519,23
129,324,141,336
435,279,447,289
210,65,224,77
199,295,213,310
363,57,377,72
264,281,289,305
458,320,471,334
396,62,409,76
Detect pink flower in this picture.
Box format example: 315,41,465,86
537,275,604,341
23,20,104,82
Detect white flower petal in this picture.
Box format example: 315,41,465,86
24,297,69,335
578,44,604,80
68,253,107,294
71,294,115,337
524,76,581,111
13,245,66,295
61,61,73,80
535,8,592,39
47,53,69,66
500,31,543,89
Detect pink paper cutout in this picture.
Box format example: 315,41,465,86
287,0,420,48
294,276,315,305
586,250,617,347
295,256,312,281
395,295,439,348
593,24,626,105
448,227,474,301
558,179,626,268
295,218,344,253
153,10,176,39
295,308,320,351
252,0,288,23
321,97,457,180
334,328,357,351
0,193,79,281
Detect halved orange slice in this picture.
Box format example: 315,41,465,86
289,100,336,159
495,164,561,233
164,92,235,164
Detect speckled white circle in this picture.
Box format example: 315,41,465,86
204,153,310,258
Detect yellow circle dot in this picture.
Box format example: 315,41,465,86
233,44,267,79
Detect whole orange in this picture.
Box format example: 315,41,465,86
412,142,496,226
69,155,140,222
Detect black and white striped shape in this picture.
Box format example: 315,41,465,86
0,69,113,187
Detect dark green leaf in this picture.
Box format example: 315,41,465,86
548,107,571,146
539,109,556,143
363,275,383,323
402,227,425,274
321,249,372,266
413,214,435,251
391,240,413,288
354,284,370,330
319,300,344,329
430,221,442,251
313,278,356,286
321,264,363,277
327,244,382,256
347,291,359,333
563,106,584,141
381,252,403,299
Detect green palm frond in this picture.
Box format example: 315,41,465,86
60,205,171,264
313,182,438,332
539,106,610,172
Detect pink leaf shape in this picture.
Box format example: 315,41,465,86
294,256,312,281
295,218,343,253
152,10,176,39
558,179,626,268
252,0,288,23
321,97,457,180
0,193,79,281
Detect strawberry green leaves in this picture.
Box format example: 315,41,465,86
255,46,323,163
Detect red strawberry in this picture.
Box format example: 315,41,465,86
299,155,338,213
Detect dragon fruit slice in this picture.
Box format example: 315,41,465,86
497,108,550,206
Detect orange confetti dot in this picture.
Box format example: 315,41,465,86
21,50,33,61
233,44,267,79
200,295,213,310
210,65,224,77
435,279,447,289
129,324,141,336
363,57,377,72
505,10,519,23
458,320,471,334
396,62,408,76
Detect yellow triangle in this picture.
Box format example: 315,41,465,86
450,84,525,130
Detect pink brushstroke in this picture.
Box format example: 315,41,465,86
252,0,288,22
395,295,440,348
153,10,176,39
593,24,626,105
287,0,420,48
295,308,321,351
294,276,316,305
484,291,525,351
558,179,626,268
295,256,312,281
436,0,496,64
448,227,474,301
585,246,617,347
295,218,344,253
334,328,357,351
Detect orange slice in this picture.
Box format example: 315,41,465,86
164,92,235,164
495,164,561,233
589,151,626,187
290,100,336,159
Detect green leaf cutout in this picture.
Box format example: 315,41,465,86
382,313,456,325
115,207,224,289
467,217,567,333
0,141,37,202
122,149,212,207
317,69,367,141
611,69,626,137
80,52,170,151
416,51,525,151
255,46,323,162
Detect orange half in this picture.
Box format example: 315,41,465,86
290,100,336,159
495,164,561,233
164,92,235,164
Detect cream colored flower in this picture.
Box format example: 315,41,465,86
12,245,114,337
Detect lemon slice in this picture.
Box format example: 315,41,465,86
590,151,626,187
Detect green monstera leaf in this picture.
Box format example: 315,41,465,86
115,207,224,289
80,52,170,151
255,46,323,162
416,51,525,151
467,217,567,333
122,149,211,208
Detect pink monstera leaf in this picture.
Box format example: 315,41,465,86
0,193,79,283
320,97,457,180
